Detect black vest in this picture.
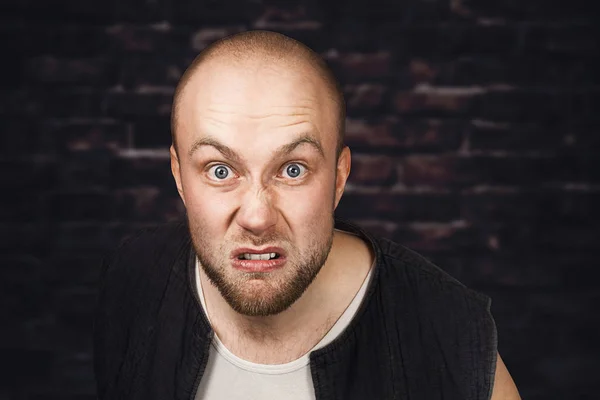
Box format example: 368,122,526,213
94,219,497,400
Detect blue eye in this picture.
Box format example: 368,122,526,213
283,163,306,179
208,165,233,180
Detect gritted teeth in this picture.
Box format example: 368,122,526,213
238,252,279,260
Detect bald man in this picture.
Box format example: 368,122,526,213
94,31,520,400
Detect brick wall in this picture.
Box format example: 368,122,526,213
0,0,598,398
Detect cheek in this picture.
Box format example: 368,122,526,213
182,184,235,229
278,179,335,221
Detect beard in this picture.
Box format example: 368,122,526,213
189,218,335,317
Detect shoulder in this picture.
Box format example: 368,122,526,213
375,235,491,310
103,219,190,274
372,235,498,398
98,219,192,301
93,219,193,396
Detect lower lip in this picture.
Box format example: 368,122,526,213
232,257,286,273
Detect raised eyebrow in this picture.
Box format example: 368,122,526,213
188,137,242,164
277,135,325,159
188,134,325,162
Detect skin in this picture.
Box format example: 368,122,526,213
491,354,522,399
170,44,520,398
171,55,370,361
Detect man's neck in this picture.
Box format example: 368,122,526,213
198,230,374,364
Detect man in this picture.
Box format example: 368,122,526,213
94,30,521,399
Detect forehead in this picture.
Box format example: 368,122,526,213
190,58,318,111
176,57,338,151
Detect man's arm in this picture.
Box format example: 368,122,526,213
490,352,521,400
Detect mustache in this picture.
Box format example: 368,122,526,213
230,232,289,247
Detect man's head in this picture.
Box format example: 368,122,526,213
170,30,351,317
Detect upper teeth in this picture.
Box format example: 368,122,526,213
241,253,277,260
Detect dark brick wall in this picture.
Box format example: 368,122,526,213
0,0,598,398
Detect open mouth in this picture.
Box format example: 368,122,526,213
237,253,281,260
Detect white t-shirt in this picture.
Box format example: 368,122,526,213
194,253,374,399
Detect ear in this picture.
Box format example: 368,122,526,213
170,145,186,206
334,146,351,210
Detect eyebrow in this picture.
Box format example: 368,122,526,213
188,133,325,161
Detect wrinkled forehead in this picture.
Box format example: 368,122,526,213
175,57,338,151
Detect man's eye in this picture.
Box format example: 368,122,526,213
282,163,306,179
208,164,234,180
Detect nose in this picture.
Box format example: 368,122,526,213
235,183,278,236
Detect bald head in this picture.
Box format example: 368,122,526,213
171,30,345,156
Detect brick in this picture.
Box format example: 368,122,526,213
379,25,518,59
536,188,600,224
56,151,114,189
107,25,191,53
428,153,600,187
477,222,600,256
47,191,112,222
0,191,43,222
0,158,58,190
0,0,115,23
190,26,249,51
0,118,54,155
0,118,113,158
457,252,594,289
402,154,566,188
531,224,599,251
172,0,261,23
51,223,118,252
463,0,593,20
45,254,103,287
529,291,600,326
105,91,173,117
0,26,112,57
344,83,387,114
273,27,330,54
345,118,400,148
392,221,479,253
345,117,464,151
566,91,600,125
114,0,172,22
250,5,325,50
442,55,600,86
114,187,184,222
47,119,129,153
109,151,174,188
324,52,392,82
0,348,54,389
401,155,458,187
323,0,455,23
468,120,565,151
119,55,185,89
55,287,97,328
433,57,505,86
461,188,600,223
349,154,398,186
0,89,102,117
50,352,96,394
324,19,379,53
522,24,600,56
25,56,117,86
253,2,325,26
393,85,481,116
0,224,52,254
452,155,563,186
0,90,44,116
474,89,564,122
337,190,460,221
131,116,171,148
550,153,600,183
